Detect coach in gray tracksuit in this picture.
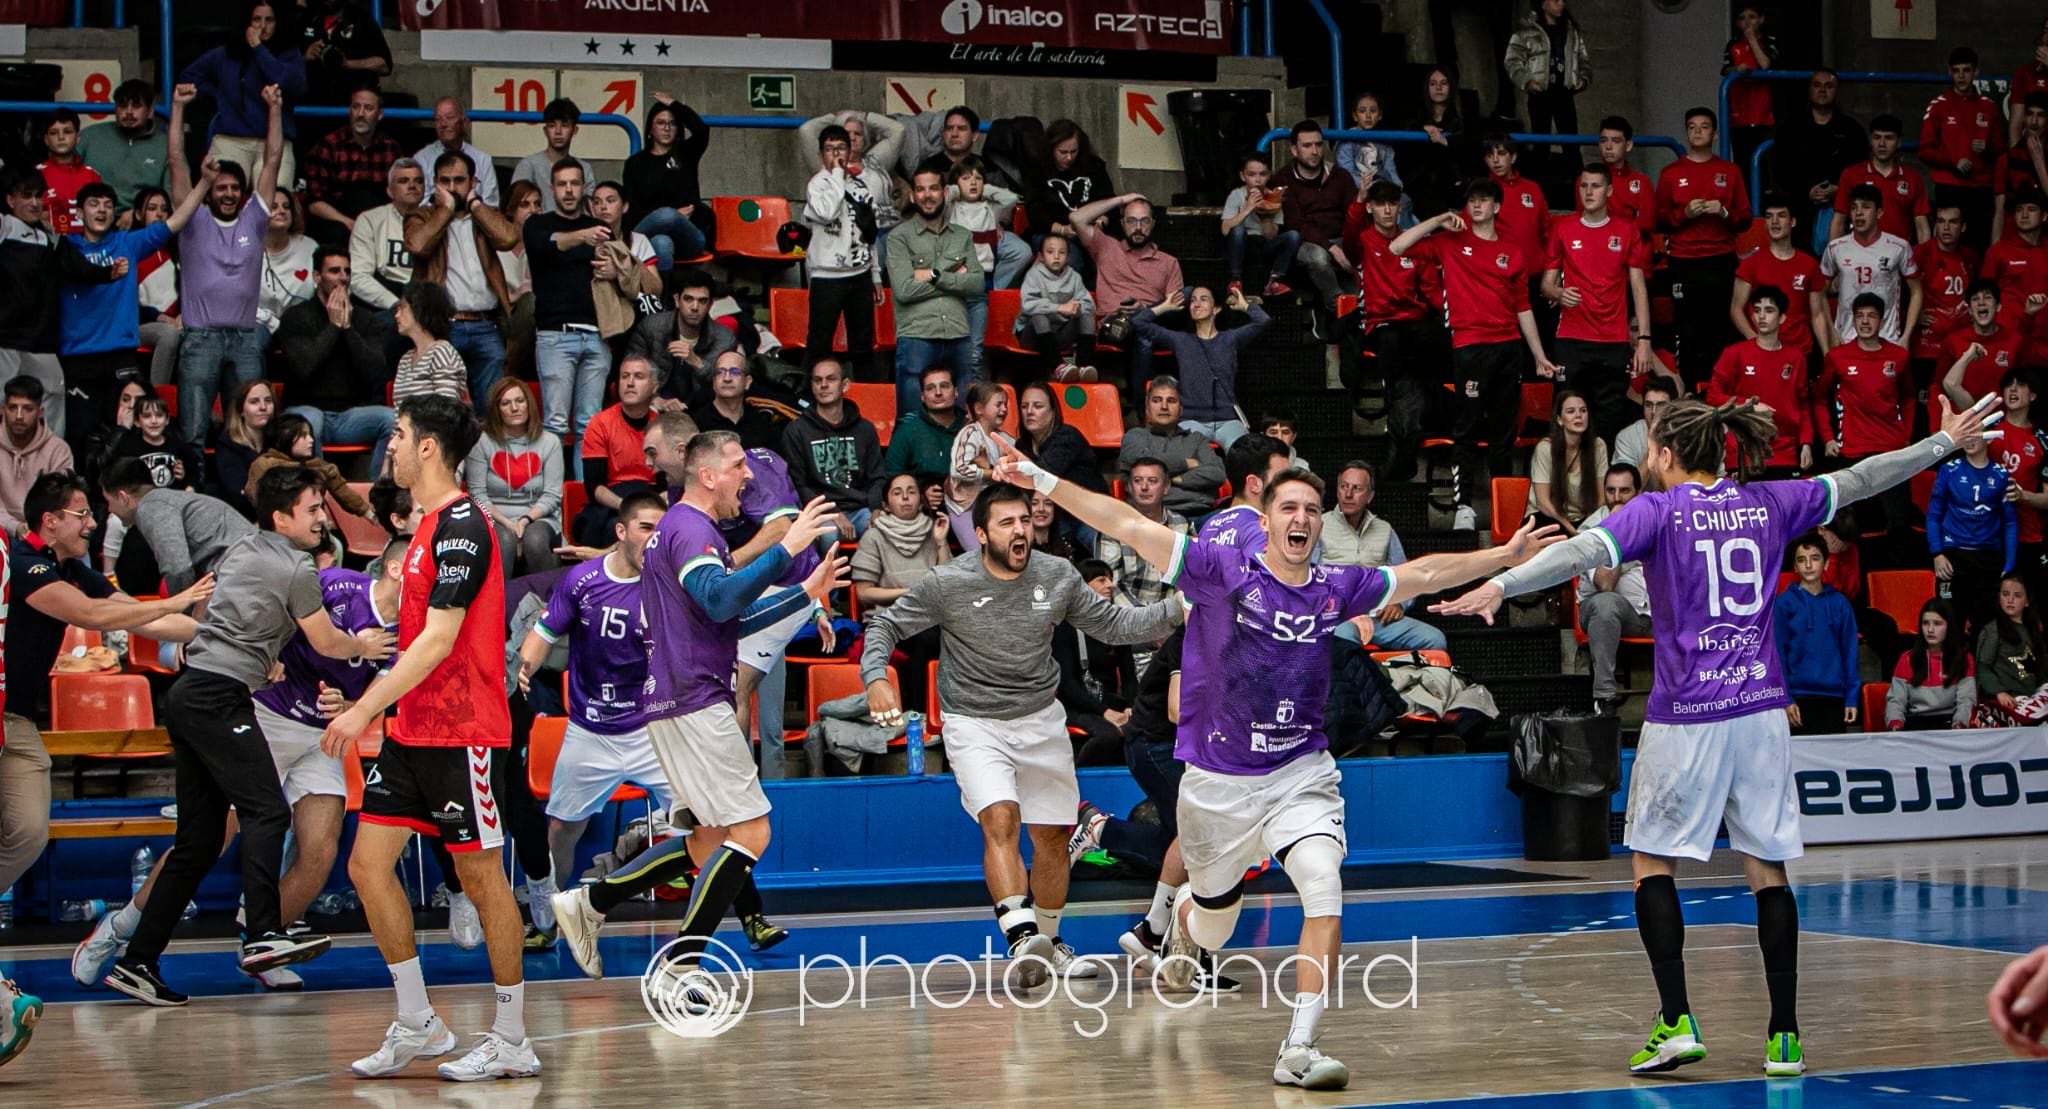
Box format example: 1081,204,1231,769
860,483,1179,978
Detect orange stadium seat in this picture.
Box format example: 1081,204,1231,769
1056,383,1125,449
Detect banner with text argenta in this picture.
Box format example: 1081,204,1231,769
402,0,1230,55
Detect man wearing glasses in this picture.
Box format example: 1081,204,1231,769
1611,373,1684,471
1072,191,1186,398
695,350,780,452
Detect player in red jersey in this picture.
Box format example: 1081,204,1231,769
1732,196,1831,358
324,395,539,1083
1830,114,1930,245
1480,133,1549,312
1813,294,1914,531
1922,47,2007,249
1657,107,1754,387
1995,368,2048,602
1597,116,1657,238
1392,178,1562,529
1993,93,2048,242
1705,285,1810,475
1983,189,2048,363
1543,162,1653,443
1343,178,1446,482
1939,280,2036,426
2009,18,2048,147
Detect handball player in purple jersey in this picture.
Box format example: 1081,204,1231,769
1435,392,1999,1078
992,436,1559,1091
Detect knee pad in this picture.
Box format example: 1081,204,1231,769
1279,834,1346,918
1186,889,1242,952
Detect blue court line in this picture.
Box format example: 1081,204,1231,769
3,878,2040,1005
1362,1060,2048,1109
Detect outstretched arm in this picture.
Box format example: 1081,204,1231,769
992,435,1180,574
1431,529,1617,623
1825,393,1994,509
1388,517,1562,607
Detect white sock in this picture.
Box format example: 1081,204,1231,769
996,894,1034,940
388,958,433,1027
1144,882,1174,933
492,981,526,1043
111,900,142,940
1035,905,1064,941
1286,991,1327,1046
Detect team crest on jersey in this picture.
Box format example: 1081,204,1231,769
1399,257,1415,269
1977,112,1990,128
1883,361,1897,376
1495,253,1510,270
1608,235,1622,252
1781,364,1794,380
1629,179,1642,193
1521,193,1535,207
1033,585,1046,602
1465,380,1480,396
1570,239,1582,250
1714,173,1728,188
1897,179,1910,195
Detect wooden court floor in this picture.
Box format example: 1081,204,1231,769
1,838,2042,1107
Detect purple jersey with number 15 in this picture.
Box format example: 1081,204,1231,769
1165,534,1391,775
1590,477,1835,725
534,556,650,734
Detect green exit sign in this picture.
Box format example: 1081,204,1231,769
747,74,795,111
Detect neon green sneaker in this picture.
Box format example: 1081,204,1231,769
1629,1012,1707,1074
1765,1030,1805,1076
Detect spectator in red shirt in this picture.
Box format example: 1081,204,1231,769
1732,194,1830,358
1921,47,2008,250
1983,189,2048,361
1813,293,1913,529
36,109,100,237
1914,204,1979,391
575,355,660,544
1596,115,1657,238
1344,179,1445,483
1996,367,2048,600
1939,280,2035,422
1657,106,1755,388
1831,115,1929,245
1994,93,2048,243
1272,120,1356,318
1706,285,1810,474
2008,18,2048,148
1480,134,1549,318
1721,4,1778,173
1391,178,1561,529
1543,163,1653,444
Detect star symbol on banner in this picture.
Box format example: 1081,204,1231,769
654,39,672,56
619,39,636,55
583,38,600,54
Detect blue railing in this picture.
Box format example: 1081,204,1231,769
0,100,644,155
1718,69,1954,159
1747,136,1923,219
1259,127,1688,159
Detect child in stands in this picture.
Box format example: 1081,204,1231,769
1773,534,1861,735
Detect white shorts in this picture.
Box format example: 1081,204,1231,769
943,701,1077,826
255,703,347,807
737,586,815,675
545,721,675,822
1625,712,1803,863
1178,750,1347,901
646,703,771,830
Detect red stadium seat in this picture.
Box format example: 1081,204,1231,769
333,483,390,559
1515,382,1554,448
845,383,897,445
49,673,154,731
1491,477,1530,547
1055,383,1125,449
985,288,1033,355
710,196,796,263
562,481,588,530
1861,681,1888,728
1867,570,1935,640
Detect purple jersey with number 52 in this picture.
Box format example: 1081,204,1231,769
1590,477,1835,724
1165,534,1391,774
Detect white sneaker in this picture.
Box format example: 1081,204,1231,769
1067,802,1104,867
1049,940,1100,979
1451,505,1478,531
351,1015,458,1078
1274,1039,1350,1090
1006,932,1055,990
448,893,483,951
71,911,125,987
526,878,557,934
550,886,605,979
1116,921,1161,976
437,1032,541,1082
651,960,727,1017
1157,885,1201,991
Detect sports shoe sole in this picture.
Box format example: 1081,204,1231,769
747,925,791,952
350,1028,457,1078
1765,1059,1807,1077
1116,929,1157,975
70,926,122,988
551,889,604,979
1274,1059,1351,1090
239,935,332,975
0,997,42,1067
1009,934,1054,990
1630,1036,1707,1074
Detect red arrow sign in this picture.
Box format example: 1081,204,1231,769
1126,92,1163,136
600,79,636,118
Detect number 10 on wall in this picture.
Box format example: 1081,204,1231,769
469,67,557,161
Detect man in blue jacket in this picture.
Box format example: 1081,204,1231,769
1928,422,2018,638
1774,535,1863,735
60,178,210,454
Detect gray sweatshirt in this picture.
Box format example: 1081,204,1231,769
862,550,1182,719
132,487,257,593
1019,260,1094,330
465,431,566,535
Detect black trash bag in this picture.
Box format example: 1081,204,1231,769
1325,636,1405,756
1508,712,1621,797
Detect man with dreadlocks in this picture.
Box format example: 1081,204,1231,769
1435,390,2000,1079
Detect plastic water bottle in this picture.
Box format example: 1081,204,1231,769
0,886,13,932
903,712,926,776
57,898,107,922
130,844,154,899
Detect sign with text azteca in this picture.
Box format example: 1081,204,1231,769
402,0,1229,56
1792,727,2048,845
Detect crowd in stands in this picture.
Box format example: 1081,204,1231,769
1,0,2047,781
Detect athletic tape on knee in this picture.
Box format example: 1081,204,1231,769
1280,835,1345,918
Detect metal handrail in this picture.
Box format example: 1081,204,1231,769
1302,0,1341,121
1746,136,1923,217
1717,68,1954,159
1258,127,1688,158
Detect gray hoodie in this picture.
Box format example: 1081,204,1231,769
1018,260,1094,331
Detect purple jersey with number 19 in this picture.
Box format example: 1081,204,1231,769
1164,534,1391,775
1590,477,1835,724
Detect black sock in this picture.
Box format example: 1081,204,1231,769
589,835,696,914
1635,874,1691,1021
733,872,765,919
671,843,757,964
1755,885,1800,1036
